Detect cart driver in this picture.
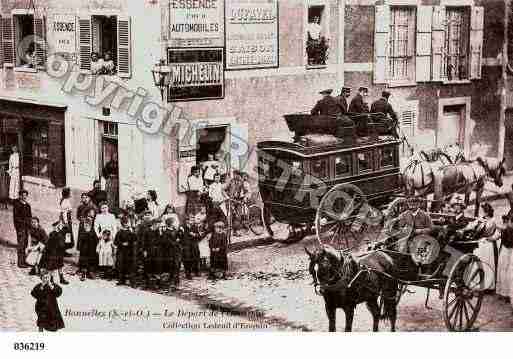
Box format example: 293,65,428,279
386,196,433,253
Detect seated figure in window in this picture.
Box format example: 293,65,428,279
101,51,116,75
91,52,104,75
22,43,36,68
306,14,329,66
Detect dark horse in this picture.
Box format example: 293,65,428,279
306,245,404,332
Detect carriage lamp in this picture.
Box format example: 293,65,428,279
151,59,171,101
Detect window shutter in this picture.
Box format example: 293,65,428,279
117,16,131,78
431,6,445,81
33,16,47,69
399,101,418,158
374,5,390,84
1,17,14,66
78,16,92,71
470,6,484,80
416,6,433,82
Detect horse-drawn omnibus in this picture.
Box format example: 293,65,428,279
257,112,402,243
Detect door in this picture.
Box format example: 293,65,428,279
437,105,464,149
505,110,513,170
69,117,98,190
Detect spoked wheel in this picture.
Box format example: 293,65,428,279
315,184,373,251
443,254,485,332
247,204,265,235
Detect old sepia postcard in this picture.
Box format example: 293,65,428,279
2,0,513,345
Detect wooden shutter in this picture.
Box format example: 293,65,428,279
431,6,445,81
34,16,47,69
117,16,131,78
374,5,390,84
470,6,484,80
1,17,14,66
399,101,418,158
78,16,92,71
119,124,144,202
416,6,433,82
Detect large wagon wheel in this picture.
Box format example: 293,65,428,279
443,254,485,332
315,183,374,251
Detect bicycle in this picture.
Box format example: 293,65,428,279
224,197,266,243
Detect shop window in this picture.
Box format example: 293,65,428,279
357,151,373,173
334,154,351,178
23,120,50,179
443,7,470,81
311,158,329,180
306,3,329,67
388,7,416,83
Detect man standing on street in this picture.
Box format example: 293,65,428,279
13,189,32,268
311,89,341,116
371,91,399,136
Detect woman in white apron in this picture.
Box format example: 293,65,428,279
8,146,20,200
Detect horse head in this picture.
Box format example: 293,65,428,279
481,157,507,187
306,245,357,293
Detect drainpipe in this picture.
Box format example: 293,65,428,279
498,0,509,161
337,0,345,87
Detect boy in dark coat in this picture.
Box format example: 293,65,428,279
31,269,65,332
114,216,137,286
208,221,229,280
77,219,97,281
136,211,154,286
40,220,71,285
161,217,182,289
181,214,202,279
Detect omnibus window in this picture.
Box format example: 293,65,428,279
335,154,351,177
357,151,373,173
290,160,304,183
380,147,395,168
311,158,329,179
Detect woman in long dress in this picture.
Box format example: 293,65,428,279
94,202,118,240
471,203,500,291
146,190,161,220
8,146,20,201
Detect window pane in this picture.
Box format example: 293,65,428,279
335,155,351,177
311,158,329,179
357,152,373,172
389,7,415,81
381,147,395,168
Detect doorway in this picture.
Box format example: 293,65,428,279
505,110,513,170
196,126,230,182
99,121,119,210
437,104,465,149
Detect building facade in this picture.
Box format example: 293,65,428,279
0,0,506,213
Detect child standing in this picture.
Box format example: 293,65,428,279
114,216,137,286
96,229,115,279
182,214,201,279
31,269,65,332
208,221,229,280
77,219,98,281
497,215,513,303
161,217,182,289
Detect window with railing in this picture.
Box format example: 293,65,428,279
388,7,416,83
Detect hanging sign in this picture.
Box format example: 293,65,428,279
167,48,224,101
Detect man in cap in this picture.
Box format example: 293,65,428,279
335,87,351,114
348,87,370,114
311,89,342,117
444,194,475,252
371,91,399,136
392,196,433,253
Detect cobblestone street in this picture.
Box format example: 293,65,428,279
0,245,280,332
